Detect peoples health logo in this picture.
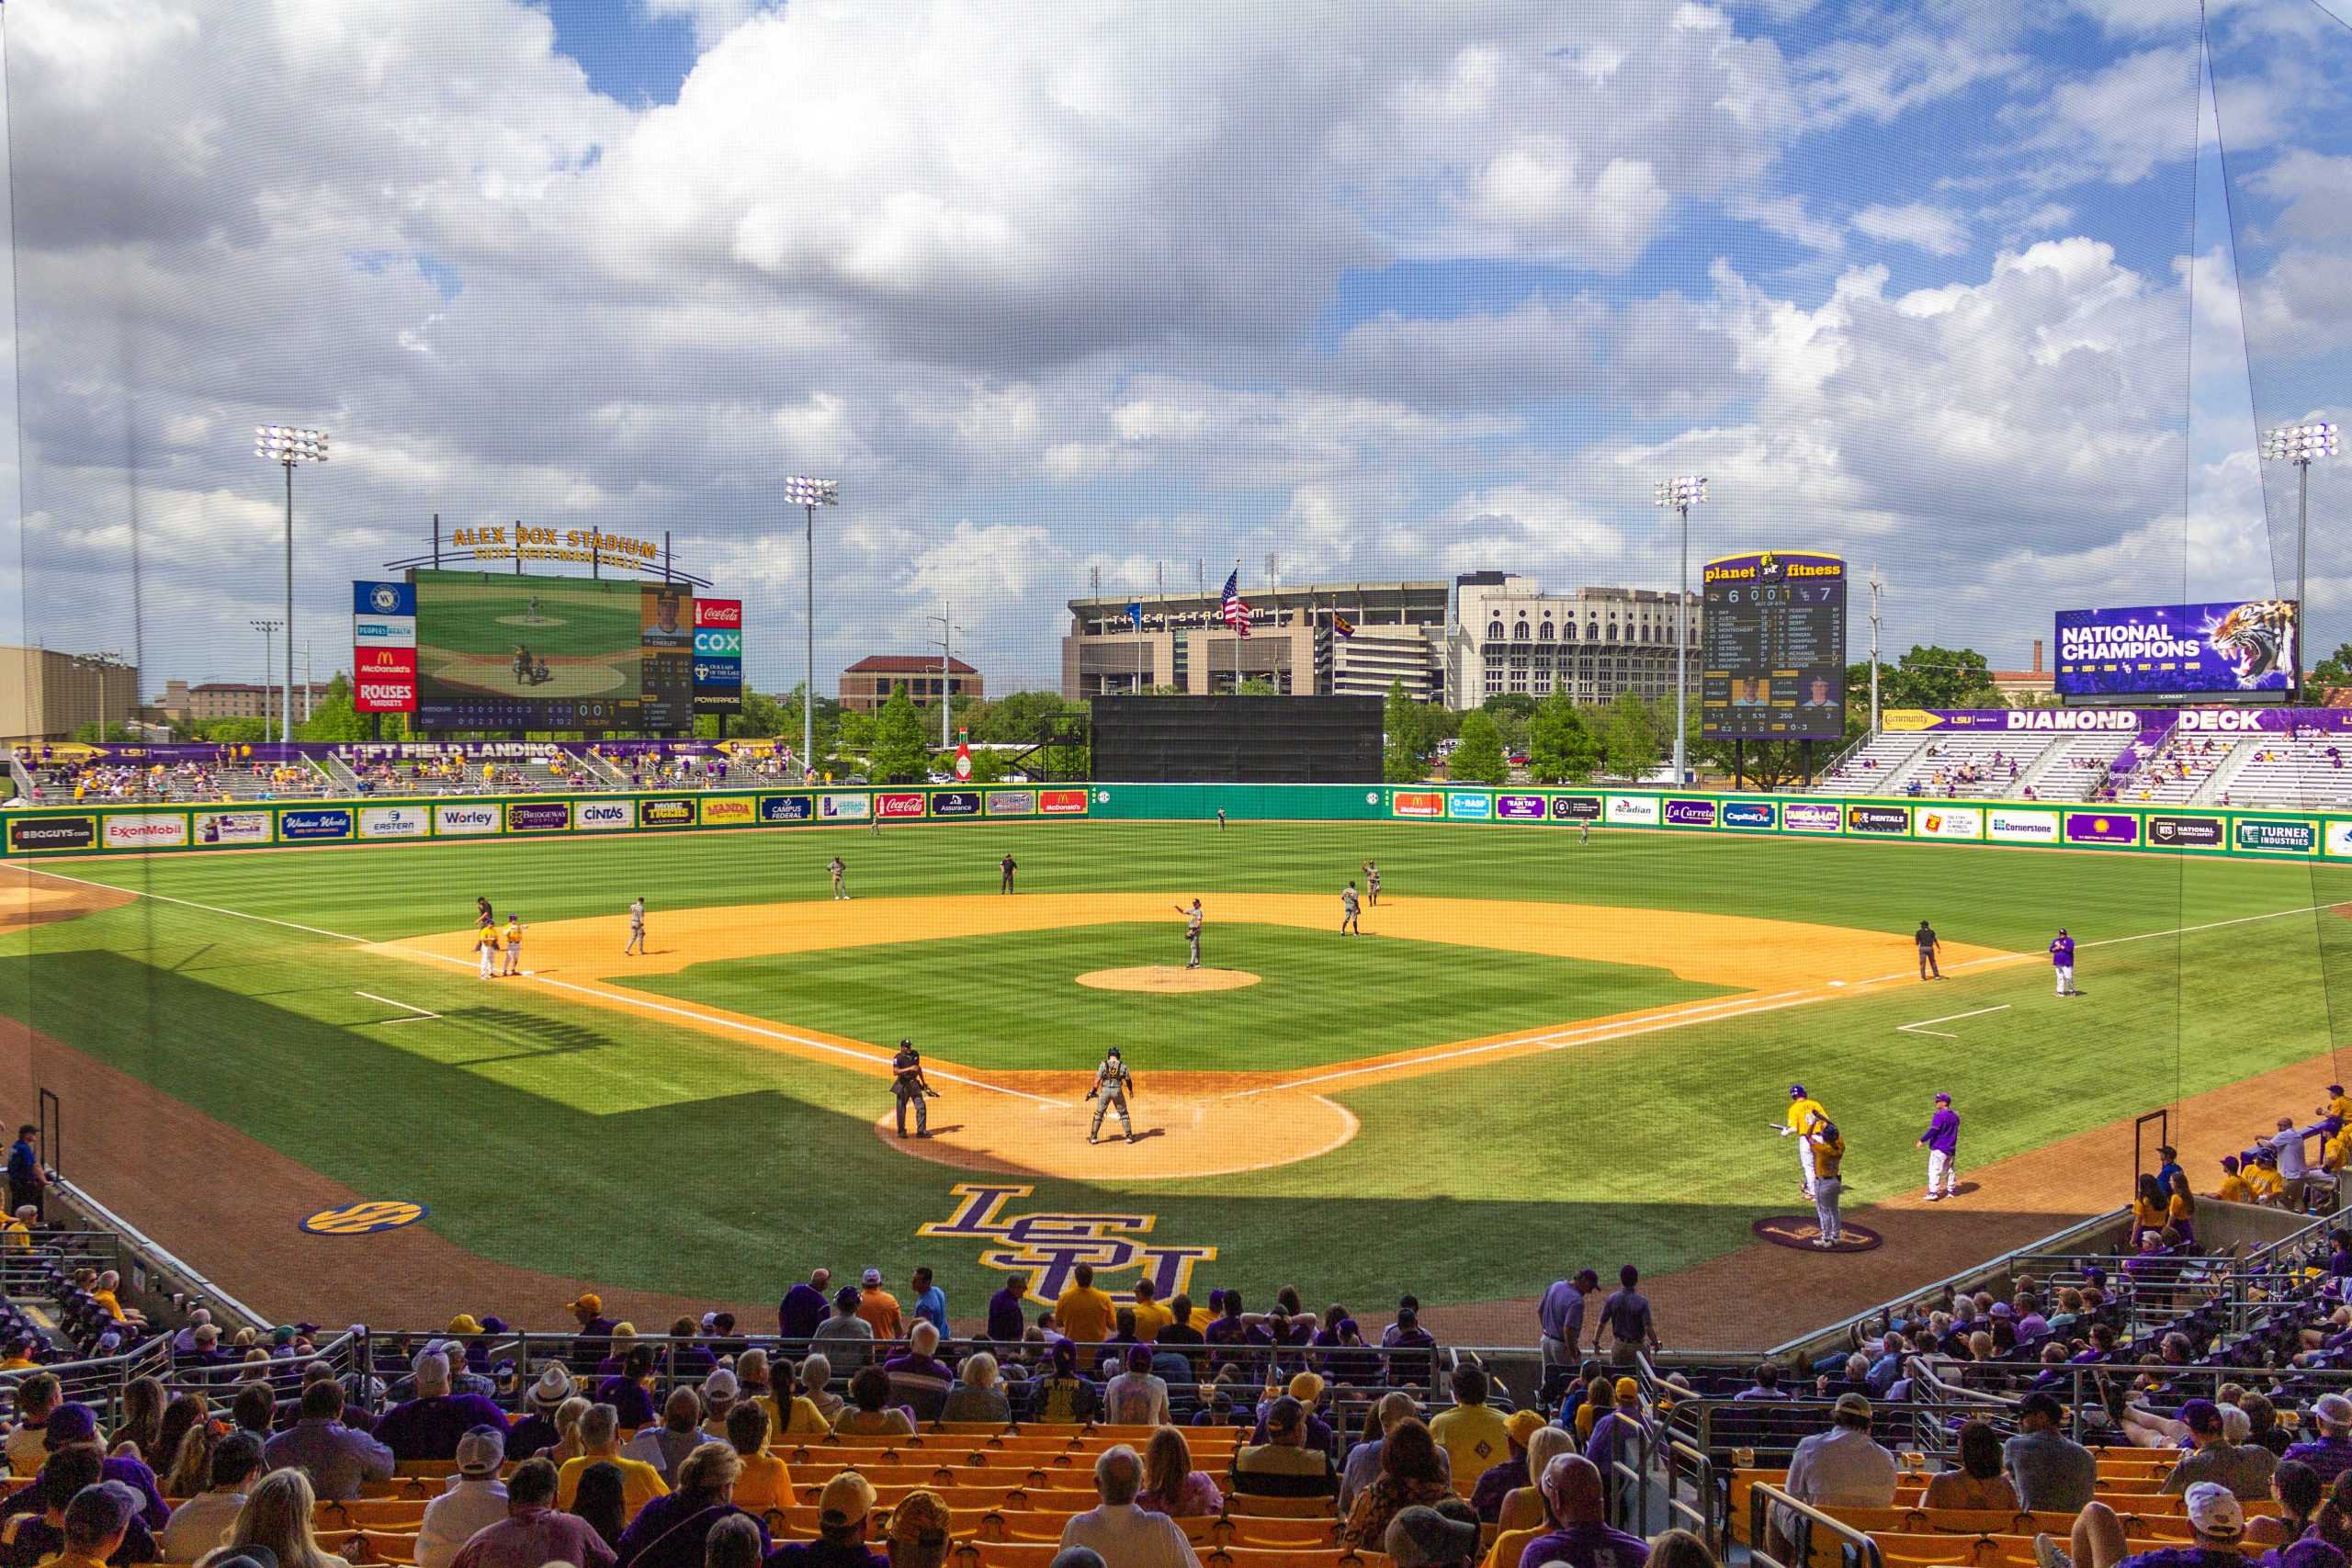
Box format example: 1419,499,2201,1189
920,1183,1216,1306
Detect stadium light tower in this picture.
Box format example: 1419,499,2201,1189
2262,420,2341,677
1654,475,1709,786
925,604,968,751
249,618,283,739
784,476,839,772
254,425,328,744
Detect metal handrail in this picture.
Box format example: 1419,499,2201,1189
1751,1481,1888,1568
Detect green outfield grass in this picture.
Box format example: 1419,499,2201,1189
9,819,2352,1336
618,921,1732,1072
413,570,647,659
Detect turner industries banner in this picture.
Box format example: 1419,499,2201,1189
2054,601,2300,697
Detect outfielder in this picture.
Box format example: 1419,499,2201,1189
891,1039,935,1139
1086,1045,1136,1145
2050,928,2076,996
1176,898,1203,969
1001,852,1017,894
830,855,849,900
624,896,647,956
1778,1084,1829,1198
1363,862,1380,907
1340,881,1361,936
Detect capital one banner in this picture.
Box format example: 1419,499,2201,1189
2054,601,2299,697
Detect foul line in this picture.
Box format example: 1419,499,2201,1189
1897,1004,2010,1039
354,991,439,1024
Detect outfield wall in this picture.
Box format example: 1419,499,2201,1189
1,781,2346,863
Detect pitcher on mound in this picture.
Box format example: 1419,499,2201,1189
1086,1045,1137,1145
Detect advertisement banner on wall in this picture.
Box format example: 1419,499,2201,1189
1985,807,2059,844
698,796,757,827
8,817,95,852
353,648,419,714
1720,800,1779,830
757,795,813,823
691,598,743,715
1605,795,1660,826
1549,795,1602,821
2329,821,2352,859
1781,801,1842,834
434,802,502,837
2064,812,2140,847
877,793,928,819
819,793,870,821
1447,793,1494,820
985,791,1035,817
2237,817,2318,854
1664,798,1718,828
1496,795,1547,821
353,581,419,714
194,809,273,846
1845,805,1910,835
505,802,571,833
1040,789,1090,815
102,814,188,851
279,809,355,841
1393,791,1444,818
640,797,697,827
357,806,430,840
1917,807,1983,840
2147,814,2225,851
575,799,638,832
930,791,982,818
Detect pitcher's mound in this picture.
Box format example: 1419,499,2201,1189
1076,966,1260,993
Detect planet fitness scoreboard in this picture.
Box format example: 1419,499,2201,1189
1701,551,1848,741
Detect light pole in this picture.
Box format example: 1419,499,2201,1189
1654,475,1709,785
784,476,839,773
2262,420,2341,681
254,425,328,743
925,604,968,751
249,618,283,739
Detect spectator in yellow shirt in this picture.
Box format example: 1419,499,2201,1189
1428,1366,1513,1495
0,1209,31,1252
1128,1278,1174,1343
555,1404,669,1517
854,1269,902,1340
1055,1265,1116,1342
2215,1157,2252,1203
2245,1156,2286,1204
721,1403,788,1514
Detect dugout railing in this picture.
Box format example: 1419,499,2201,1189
1750,1482,1890,1568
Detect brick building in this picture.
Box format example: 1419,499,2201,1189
840,655,983,713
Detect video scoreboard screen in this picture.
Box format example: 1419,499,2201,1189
1701,550,1847,741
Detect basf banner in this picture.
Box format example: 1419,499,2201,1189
2055,601,2299,696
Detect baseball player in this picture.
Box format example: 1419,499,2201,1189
869,809,880,838
891,1039,935,1138
1915,919,1943,980
830,855,849,900
1363,862,1380,907
1175,899,1203,969
1778,1084,1829,1198
624,897,647,956
1917,1092,1960,1201
1086,1045,1136,1145
1001,852,1018,894
2050,927,2076,996
476,897,494,930
1808,1119,1847,1247
1216,808,1227,831
476,923,497,980
502,913,524,976
1340,881,1361,936
1579,818,1590,846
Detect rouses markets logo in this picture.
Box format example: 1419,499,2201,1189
640,798,696,827
757,795,813,823
1549,795,1602,821
2238,818,2317,853
8,817,95,852
1664,799,1717,828
1845,806,1910,834
1722,802,1778,829
2149,814,2223,848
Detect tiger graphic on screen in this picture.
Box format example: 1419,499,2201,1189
2205,599,2297,688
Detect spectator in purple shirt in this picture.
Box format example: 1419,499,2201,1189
986,1275,1029,1344
1734,1362,1792,1401
29,1407,167,1531
592,1346,658,1432
1515,1453,1648,1568
1538,1271,1600,1374
1205,1292,1265,1348
779,1271,831,1343
2285,1396,2352,1485
260,1381,395,1501
376,1348,513,1462
1595,1267,1658,1368
1918,1093,1961,1201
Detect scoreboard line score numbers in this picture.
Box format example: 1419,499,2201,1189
1701,551,1849,741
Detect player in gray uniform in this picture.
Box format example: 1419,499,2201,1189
1340,881,1361,935
830,856,849,900
1363,862,1380,907
1174,899,1203,968
1086,1046,1136,1144
623,896,647,955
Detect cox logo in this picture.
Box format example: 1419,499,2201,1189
694,629,743,657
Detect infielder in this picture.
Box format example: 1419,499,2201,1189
2050,927,2076,996
1808,1119,1847,1247
1176,898,1203,969
830,856,849,900
1086,1045,1136,1145
1915,919,1943,980
1216,808,1227,831
1364,862,1381,907
1779,1084,1829,1198
891,1039,934,1139
502,913,524,977
1917,1091,1960,1201
476,923,497,980
624,896,647,955
1001,853,1017,894
1340,881,1361,936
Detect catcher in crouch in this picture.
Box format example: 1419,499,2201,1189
1086,1045,1137,1145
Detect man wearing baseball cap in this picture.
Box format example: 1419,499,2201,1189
767,1472,882,1566
567,1294,615,1360
854,1269,902,1340
417,1427,509,1568
2037,1480,2248,1568
1775,1393,1895,1547
2286,1393,2352,1483
1781,1085,1829,1199
1469,1408,1549,1522
1384,1501,1481,1568
2005,1392,2098,1512
1917,1093,1961,1201
1518,1453,1648,1568
2159,1399,2276,1500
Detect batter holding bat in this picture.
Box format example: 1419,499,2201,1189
1776,1083,1830,1199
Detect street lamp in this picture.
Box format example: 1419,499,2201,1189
2262,420,2341,680
254,424,328,743
249,618,283,739
1654,474,1708,786
925,604,969,751
784,475,839,773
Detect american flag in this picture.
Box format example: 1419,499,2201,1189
1220,568,1251,638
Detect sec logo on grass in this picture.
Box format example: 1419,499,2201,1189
300,1201,427,1235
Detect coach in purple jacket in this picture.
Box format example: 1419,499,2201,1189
1918,1093,1961,1202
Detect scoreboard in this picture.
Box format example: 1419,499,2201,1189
1701,550,1848,740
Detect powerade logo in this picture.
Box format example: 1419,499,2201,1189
1447,793,1493,820
2238,818,2317,853
759,795,814,823
1722,802,1778,829
1496,795,1546,820
280,809,354,841
1782,802,1842,833
576,800,636,831
1665,799,1717,828
693,629,743,657
932,791,981,818
2149,815,2223,849
1845,806,1910,834
8,817,95,852
1550,795,1602,821
641,798,695,827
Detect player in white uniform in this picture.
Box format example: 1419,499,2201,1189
624,897,646,955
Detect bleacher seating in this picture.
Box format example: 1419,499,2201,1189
1817,733,1927,793
2019,731,2136,802
2211,734,2352,809
1883,734,2038,800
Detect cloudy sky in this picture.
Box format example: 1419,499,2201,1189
2,0,2347,698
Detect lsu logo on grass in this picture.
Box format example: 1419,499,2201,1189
299,1201,428,1235
920,1183,1216,1307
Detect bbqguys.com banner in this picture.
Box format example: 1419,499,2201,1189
2054,601,2299,696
